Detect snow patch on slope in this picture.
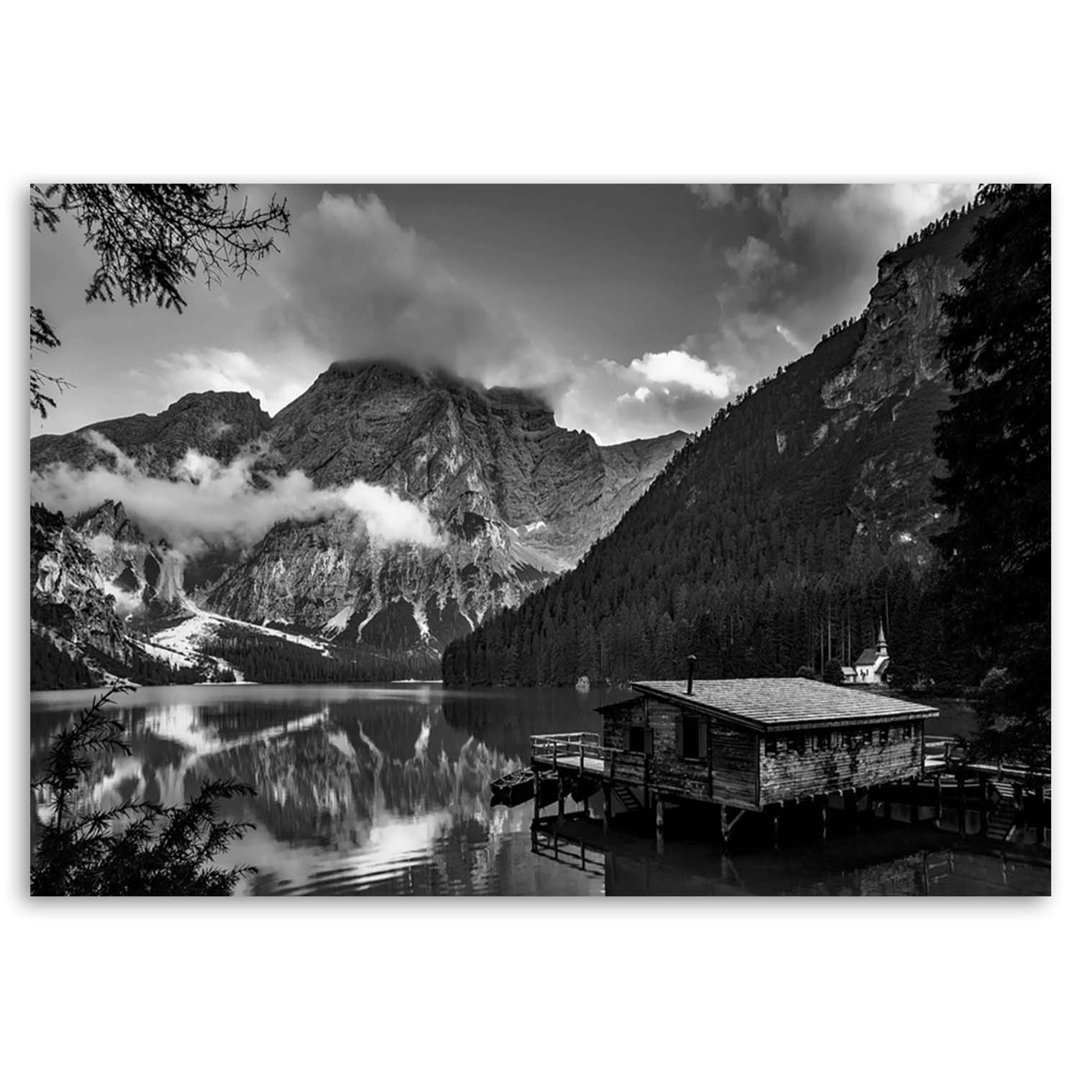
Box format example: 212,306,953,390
149,598,334,674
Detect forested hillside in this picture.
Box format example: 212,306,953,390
444,195,1005,691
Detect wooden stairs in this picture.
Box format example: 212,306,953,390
611,782,643,813
985,780,1018,844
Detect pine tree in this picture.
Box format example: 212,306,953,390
933,184,1050,764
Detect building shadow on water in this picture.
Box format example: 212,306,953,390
531,801,1050,896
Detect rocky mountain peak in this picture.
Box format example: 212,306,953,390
32,356,688,678
30,389,272,477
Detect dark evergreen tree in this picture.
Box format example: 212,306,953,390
32,685,256,895
933,184,1051,764
30,184,289,418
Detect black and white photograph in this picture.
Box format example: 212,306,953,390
27,181,1050,897
7,5,1075,1079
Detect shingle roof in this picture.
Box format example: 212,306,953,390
630,677,937,729
855,648,882,667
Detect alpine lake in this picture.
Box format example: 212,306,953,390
30,683,1049,896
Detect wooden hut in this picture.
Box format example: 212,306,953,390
598,678,937,811
528,677,938,841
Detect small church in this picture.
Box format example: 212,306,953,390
842,621,890,685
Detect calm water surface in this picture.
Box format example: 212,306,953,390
30,684,1046,896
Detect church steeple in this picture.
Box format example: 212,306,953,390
876,619,888,656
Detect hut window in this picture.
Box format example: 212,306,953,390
764,736,777,757
789,733,806,755
879,727,889,745
628,726,646,753
677,716,707,760
841,731,853,749
816,732,831,751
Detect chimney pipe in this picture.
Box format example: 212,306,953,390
686,654,697,695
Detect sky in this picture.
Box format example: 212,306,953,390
30,183,979,445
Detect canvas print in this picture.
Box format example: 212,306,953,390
29,183,1050,896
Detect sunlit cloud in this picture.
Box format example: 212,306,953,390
557,349,736,444
154,348,317,419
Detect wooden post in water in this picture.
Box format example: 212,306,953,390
909,777,919,825
979,777,989,835
771,805,781,852
819,795,828,841
957,772,966,836
603,783,612,832
557,775,565,821
655,797,665,836
844,789,858,830
532,768,541,822
934,775,942,825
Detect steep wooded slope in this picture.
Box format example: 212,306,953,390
443,204,990,688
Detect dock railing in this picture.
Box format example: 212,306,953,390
924,736,1050,787
530,732,612,776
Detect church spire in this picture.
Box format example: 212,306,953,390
877,618,888,655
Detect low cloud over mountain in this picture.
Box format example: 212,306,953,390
30,431,443,557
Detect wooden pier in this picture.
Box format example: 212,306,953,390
501,683,1050,851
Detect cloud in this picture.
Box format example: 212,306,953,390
688,184,742,209
689,182,980,387
775,324,806,353
723,236,789,283
628,350,734,399
258,190,736,445
264,192,563,390
31,433,442,556
557,349,736,444
149,348,315,419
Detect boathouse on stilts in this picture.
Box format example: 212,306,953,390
527,674,939,846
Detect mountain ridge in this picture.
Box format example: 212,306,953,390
30,359,687,684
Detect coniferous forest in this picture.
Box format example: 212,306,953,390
443,318,964,690
443,185,1051,743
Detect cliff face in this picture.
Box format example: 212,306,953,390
31,504,132,668
207,361,685,653
821,252,963,412
818,222,979,560
30,363,686,676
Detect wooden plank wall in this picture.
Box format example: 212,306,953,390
758,720,923,805
643,699,712,802
711,722,759,807
604,697,759,808
603,697,919,812
604,700,649,786
601,699,645,750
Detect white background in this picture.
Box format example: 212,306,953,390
3,2,1075,1077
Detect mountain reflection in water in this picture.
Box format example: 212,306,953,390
30,684,623,896
29,684,1048,896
